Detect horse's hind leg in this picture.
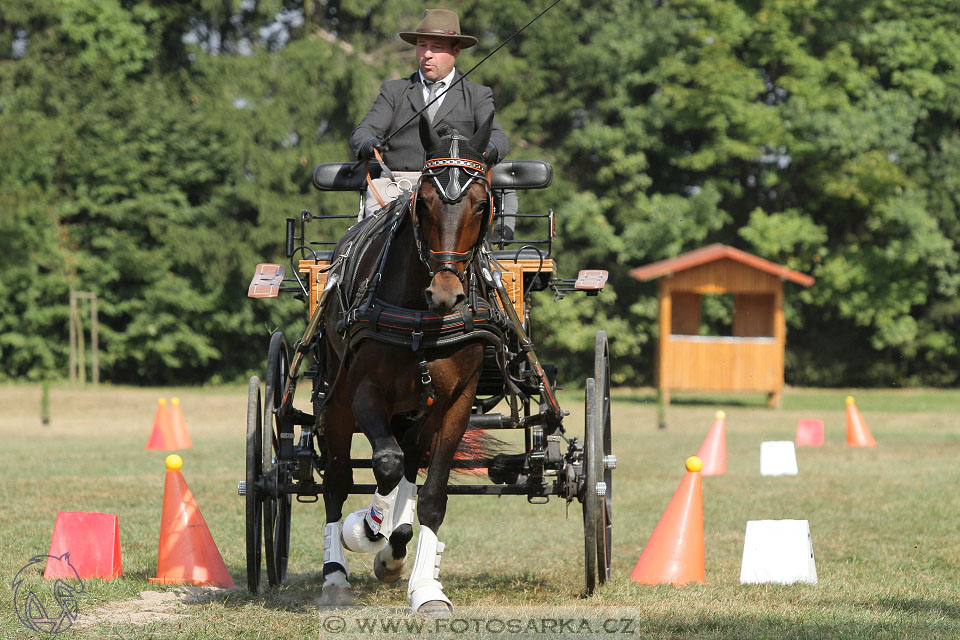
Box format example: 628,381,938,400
319,396,355,607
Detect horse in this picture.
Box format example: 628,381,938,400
317,114,500,614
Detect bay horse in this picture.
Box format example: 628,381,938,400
317,115,501,614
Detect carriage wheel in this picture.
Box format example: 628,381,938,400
262,332,293,587
582,377,600,595
245,376,264,593
594,331,613,585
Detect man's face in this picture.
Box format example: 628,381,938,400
417,37,460,81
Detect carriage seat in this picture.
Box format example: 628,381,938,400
312,160,553,191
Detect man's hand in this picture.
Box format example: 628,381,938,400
359,137,383,160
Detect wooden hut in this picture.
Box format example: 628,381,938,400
629,244,814,408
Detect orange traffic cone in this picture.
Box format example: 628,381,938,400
629,457,705,585
695,411,726,475
149,455,235,588
167,397,193,449
846,396,876,447
146,398,171,450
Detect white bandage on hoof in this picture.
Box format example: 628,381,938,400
407,525,452,613
323,520,350,581
341,509,388,554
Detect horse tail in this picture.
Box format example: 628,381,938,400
419,429,508,477
452,429,506,476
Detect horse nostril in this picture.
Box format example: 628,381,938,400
454,292,466,308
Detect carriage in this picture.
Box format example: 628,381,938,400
240,128,615,608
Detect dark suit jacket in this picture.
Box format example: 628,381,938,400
350,71,509,171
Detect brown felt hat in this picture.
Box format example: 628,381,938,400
398,9,478,49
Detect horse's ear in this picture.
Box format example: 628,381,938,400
419,115,442,153
469,112,495,156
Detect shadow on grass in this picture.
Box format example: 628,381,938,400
873,596,960,621
210,569,552,612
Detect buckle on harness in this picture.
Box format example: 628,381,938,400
411,329,423,352
418,360,435,412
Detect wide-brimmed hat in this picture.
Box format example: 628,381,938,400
398,9,478,49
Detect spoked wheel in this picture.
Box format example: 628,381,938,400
262,332,292,587
245,376,264,593
594,331,613,585
582,377,600,595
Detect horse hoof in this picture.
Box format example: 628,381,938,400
416,600,453,616
318,586,355,608
373,556,403,584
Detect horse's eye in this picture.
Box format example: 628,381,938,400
476,201,489,216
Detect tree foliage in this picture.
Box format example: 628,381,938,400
1,0,958,387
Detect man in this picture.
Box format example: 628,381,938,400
350,8,517,235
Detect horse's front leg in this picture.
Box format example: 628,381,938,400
341,381,418,569
407,384,476,615
372,416,423,584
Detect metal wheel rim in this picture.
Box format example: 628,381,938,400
245,377,264,594
582,377,599,596
594,331,613,584
263,332,292,587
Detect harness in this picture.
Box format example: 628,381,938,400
410,134,495,282
331,138,509,417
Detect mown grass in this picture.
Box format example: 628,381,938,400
1,383,958,639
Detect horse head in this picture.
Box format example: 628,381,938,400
414,114,495,315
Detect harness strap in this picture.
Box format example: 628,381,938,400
412,312,423,351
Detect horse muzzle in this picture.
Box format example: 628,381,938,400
424,270,466,315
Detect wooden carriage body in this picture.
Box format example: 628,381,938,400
297,255,554,320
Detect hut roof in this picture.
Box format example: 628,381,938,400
628,244,814,287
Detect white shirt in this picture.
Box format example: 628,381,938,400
419,68,456,109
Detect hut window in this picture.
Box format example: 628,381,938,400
699,293,734,336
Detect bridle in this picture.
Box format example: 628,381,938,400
410,135,494,281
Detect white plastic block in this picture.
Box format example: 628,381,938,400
740,519,817,584
760,441,799,476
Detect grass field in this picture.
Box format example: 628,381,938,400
1,383,958,639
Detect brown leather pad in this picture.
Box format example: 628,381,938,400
575,269,608,291
248,263,286,298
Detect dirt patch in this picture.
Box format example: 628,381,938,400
76,586,227,628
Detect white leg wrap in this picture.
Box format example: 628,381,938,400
323,521,351,583
407,525,452,613
366,484,399,537
341,509,388,554
341,479,418,553
393,477,418,532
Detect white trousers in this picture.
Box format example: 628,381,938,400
362,171,421,220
